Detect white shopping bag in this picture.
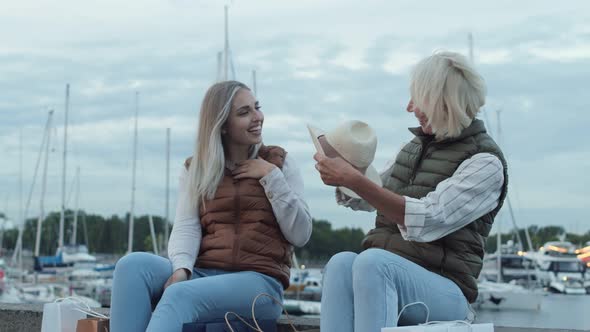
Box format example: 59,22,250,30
41,298,88,332
382,302,493,332
382,322,494,332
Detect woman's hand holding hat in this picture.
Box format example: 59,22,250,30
308,120,382,198
313,152,362,188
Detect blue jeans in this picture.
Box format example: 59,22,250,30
110,252,283,332
320,249,470,332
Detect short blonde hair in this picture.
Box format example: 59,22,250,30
410,51,486,140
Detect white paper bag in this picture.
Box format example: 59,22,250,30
382,322,494,332
41,299,88,332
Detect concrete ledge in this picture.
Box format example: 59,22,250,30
0,304,585,332
0,303,44,332
0,303,319,332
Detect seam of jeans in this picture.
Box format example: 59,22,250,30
384,259,467,299
383,262,399,326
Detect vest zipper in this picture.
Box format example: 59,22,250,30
409,140,432,184
231,179,241,268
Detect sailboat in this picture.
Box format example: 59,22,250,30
33,86,98,272
125,91,161,256
468,34,545,311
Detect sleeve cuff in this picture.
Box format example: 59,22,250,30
402,196,426,240
336,187,354,206
259,167,289,201
171,253,195,278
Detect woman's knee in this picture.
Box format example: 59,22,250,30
160,282,189,303
352,248,405,278
325,251,357,275
114,252,156,276
159,282,199,315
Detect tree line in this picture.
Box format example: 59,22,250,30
1,210,588,262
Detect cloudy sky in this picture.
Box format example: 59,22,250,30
1,0,589,237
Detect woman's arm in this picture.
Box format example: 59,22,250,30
167,165,202,278
335,187,375,212
399,153,504,242
334,157,396,212
314,153,406,225
259,154,313,247
314,152,504,241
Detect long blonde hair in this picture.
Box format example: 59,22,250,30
187,81,261,206
410,51,486,140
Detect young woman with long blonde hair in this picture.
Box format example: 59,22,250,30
110,81,312,332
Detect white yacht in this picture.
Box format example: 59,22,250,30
527,241,588,295
482,252,538,286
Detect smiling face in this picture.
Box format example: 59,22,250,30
223,88,264,147
406,99,433,135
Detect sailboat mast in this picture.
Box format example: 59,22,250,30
217,52,223,82
0,195,8,255
17,129,23,266
495,109,503,283
468,33,474,63
59,84,69,250
497,109,530,252
12,112,51,266
496,216,502,282
35,110,54,257
71,167,80,245
164,128,170,252
148,215,158,256
252,70,257,97
223,5,229,80
127,92,139,254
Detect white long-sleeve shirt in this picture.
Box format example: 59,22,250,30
168,154,313,276
337,153,504,243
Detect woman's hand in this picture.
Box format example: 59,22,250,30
232,157,277,180
163,268,189,290
313,153,362,188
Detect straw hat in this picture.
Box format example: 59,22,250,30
307,120,381,198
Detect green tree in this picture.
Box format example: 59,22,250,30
295,219,366,264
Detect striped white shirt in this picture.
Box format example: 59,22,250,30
337,153,504,243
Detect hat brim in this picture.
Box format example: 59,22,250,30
339,164,382,199
307,124,325,155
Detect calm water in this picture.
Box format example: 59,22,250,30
295,294,590,330
475,294,590,330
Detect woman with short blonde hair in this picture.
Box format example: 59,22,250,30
316,51,508,331
410,51,486,140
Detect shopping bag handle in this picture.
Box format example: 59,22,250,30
224,293,299,332
54,296,109,319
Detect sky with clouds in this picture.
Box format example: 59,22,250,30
1,0,589,237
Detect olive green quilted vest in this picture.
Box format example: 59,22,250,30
362,119,508,302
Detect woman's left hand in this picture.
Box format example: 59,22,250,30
232,157,277,180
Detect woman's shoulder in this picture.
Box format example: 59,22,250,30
258,144,287,168
259,144,286,155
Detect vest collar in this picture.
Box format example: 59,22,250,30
408,119,487,144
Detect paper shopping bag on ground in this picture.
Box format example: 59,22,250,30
382,322,493,332
76,317,110,332
41,299,88,332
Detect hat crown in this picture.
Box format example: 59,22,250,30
325,120,377,168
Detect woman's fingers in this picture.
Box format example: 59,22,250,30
231,165,247,175
313,152,326,163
